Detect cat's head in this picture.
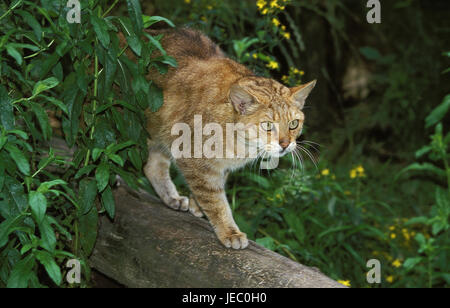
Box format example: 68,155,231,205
228,76,316,158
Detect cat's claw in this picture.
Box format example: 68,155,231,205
219,231,249,249
167,196,189,212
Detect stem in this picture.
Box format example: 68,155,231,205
102,0,119,18
84,40,100,167
258,228,298,262
0,0,22,22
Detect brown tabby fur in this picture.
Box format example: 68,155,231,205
143,28,316,249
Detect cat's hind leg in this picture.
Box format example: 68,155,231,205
144,143,189,211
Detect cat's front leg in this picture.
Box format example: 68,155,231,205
178,160,248,249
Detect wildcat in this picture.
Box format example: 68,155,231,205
144,28,316,249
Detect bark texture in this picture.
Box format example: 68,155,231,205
90,186,344,288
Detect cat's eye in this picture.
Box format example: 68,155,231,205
289,119,300,130
261,122,274,131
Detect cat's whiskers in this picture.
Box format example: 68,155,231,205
293,147,304,173
296,144,318,171
298,140,321,154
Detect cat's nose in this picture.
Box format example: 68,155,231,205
279,139,290,150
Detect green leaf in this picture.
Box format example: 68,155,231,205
127,33,142,56
4,144,30,175
7,255,35,288
35,250,62,286
106,140,136,154
0,136,6,150
107,154,124,167
40,95,68,114
78,178,98,215
37,179,66,194
103,47,118,96
145,33,166,56
101,186,115,219
426,94,450,128
39,216,57,253
92,148,103,162
29,191,47,224
30,102,52,140
7,130,28,140
143,15,175,28
415,146,432,159
360,46,382,61
32,77,60,97
256,237,276,250
17,10,42,41
75,165,96,179
0,85,15,130
403,257,422,271
126,0,143,34
90,14,110,49
6,44,23,65
397,162,447,179
128,148,142,170
0,215,25,248
95,163,110,192
78,206,98,256
148,83,164,112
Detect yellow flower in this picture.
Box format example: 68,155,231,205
389,226,395,231
392,259,402,268
283,32,291,39
270,0,278,8
386,276,394,283
253,53,258,59
281,75,288,82
321,169,330,176
272,18,280,27
266,61,279,70
206,5,213,10
200,16,207,22
300,70,305,76
257,0,266,10
350,165,365,179
337,280,351,287
281,25,286,31
262,8,268,14
390,233,396,239
184,0,191,3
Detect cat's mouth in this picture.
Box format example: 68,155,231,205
263,144,294,158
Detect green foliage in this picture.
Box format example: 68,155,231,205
0,0,175,287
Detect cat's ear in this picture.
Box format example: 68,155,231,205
290,80,317,109
229,84,259,115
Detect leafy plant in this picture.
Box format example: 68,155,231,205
0,0,175,287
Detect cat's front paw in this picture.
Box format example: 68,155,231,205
217,229,249,249
166,196,189,211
